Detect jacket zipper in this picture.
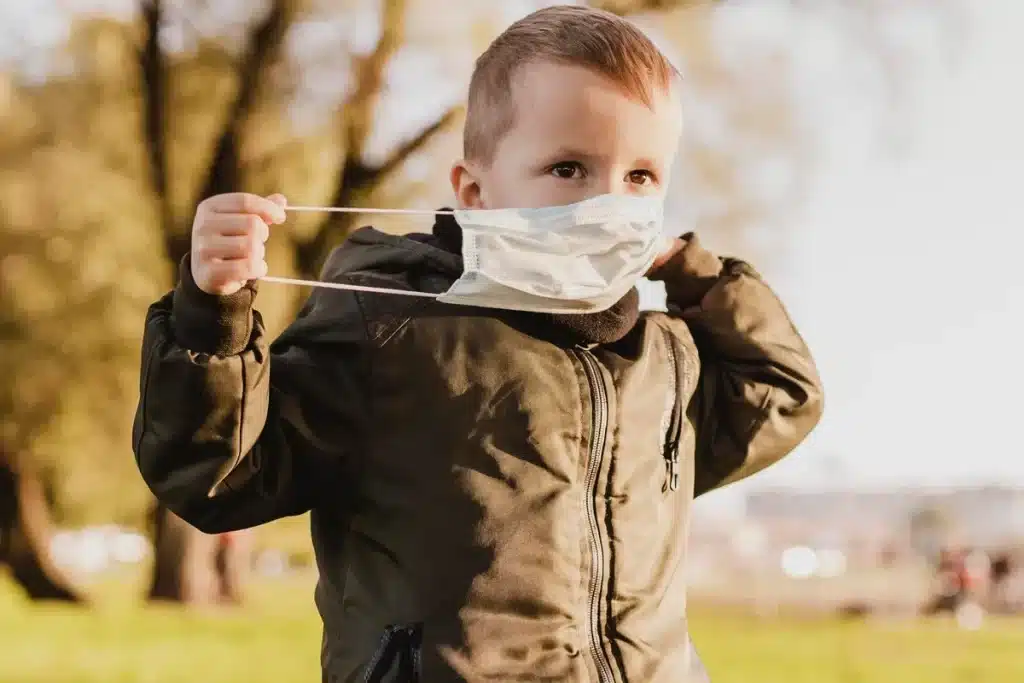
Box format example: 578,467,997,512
573,347,616,683
361,624,421,683
362,625,398,683
662,332,685,493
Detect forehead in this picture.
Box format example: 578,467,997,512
507,60,683,161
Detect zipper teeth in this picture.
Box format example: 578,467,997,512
362,627,396,683
659,338,678,450
663,333,686,492
682,344,694,397
576,350,616,683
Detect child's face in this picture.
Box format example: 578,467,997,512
452,60,683,211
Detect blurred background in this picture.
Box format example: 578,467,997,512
0,1,1021,682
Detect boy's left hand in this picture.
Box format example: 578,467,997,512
646,237,685,280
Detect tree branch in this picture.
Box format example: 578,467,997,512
293,0,414,277
139,1,170,243
344,0,408,165
336,105,459,199
297,104,457,279
196,0,292,223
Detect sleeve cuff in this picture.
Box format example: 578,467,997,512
170,254,258,356
657,232,724,310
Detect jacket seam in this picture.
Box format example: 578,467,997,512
322,290,373,678
711,386,774,490
232,353,248,494
352,290,374,487
133,325,160,456
745,386,775,445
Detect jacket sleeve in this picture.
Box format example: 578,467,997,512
657,233,824,497
132,256,369,533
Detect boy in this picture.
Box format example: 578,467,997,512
133,6,822,682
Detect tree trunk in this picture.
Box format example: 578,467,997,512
214,529,252,605
147,504,251,605
0,454,83,602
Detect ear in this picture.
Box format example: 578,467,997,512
450,160,485,209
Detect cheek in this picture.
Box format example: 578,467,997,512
476,166,521,210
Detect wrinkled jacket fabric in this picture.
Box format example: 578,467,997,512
133,222,823,683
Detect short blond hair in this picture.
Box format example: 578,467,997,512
464,5,679,164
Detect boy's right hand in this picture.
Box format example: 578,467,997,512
190,192,288,296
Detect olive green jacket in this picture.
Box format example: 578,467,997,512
133,224,822,683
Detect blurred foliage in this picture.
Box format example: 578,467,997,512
0,15,166,527
0,0,964,528
909,505,954,563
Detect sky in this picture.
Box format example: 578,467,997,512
694,0,1024,512
754,0,1021,485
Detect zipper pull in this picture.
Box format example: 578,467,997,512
663,445,680,492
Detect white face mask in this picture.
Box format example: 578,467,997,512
440,193,666,313
264,194,668,314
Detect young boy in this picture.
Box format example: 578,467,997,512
133,6,822,682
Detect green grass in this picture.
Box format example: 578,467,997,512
0,573,1021,683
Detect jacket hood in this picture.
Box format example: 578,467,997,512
319,215,463,287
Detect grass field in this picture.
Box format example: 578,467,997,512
0,572,1021,683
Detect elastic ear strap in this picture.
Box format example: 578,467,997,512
267,205,451,293
259,275,439,297
285,206,455,215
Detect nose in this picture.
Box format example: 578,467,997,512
593,173,630,197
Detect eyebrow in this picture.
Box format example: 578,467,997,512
633,156,665,172
541,147,602,163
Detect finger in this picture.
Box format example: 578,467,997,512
206,260,259,286
202,192,287,224
203,213,270,242
267,193,288,208
247,239,266,268
197,235,260,261
250,257,268,279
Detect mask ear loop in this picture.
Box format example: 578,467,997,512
285,206,456,216
259,274,441,297
258,205,456,296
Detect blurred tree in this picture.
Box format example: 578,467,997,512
0,0,964,604
0,450,83,602
0,10,165,600
909,504,954,564
147,506,252,605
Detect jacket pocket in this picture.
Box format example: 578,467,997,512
661,328,687,493
362,624,423,683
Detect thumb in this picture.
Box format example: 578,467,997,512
267,193,288,207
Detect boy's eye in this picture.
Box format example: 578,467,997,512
627,170,655,186
549,162,585,180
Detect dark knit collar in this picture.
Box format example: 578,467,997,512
433,210,464,253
